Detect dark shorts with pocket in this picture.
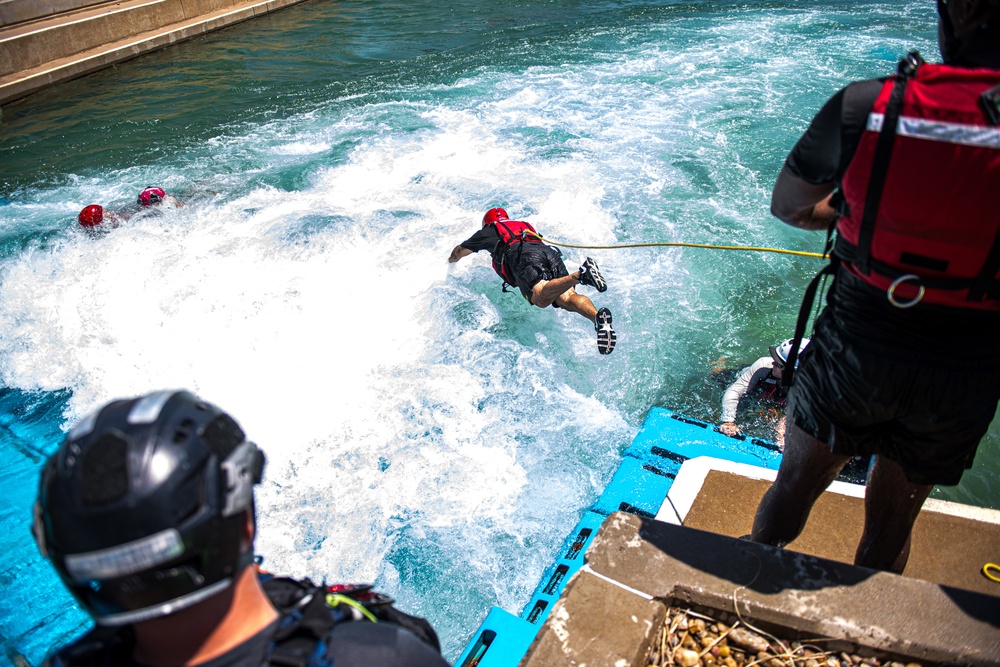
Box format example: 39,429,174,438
788,312,1000,486
508,242,569,302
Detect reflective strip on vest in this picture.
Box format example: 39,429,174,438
866,112,1000,149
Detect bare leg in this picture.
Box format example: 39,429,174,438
530,273,582,307
774,416,787,451
855,455,932,573
751,421,851,547
552,288,598,322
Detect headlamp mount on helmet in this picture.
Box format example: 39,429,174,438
34,390,265,626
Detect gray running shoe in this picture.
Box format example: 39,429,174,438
595,307,616,355
578,257,607,293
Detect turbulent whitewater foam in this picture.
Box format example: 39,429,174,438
2,3,988,664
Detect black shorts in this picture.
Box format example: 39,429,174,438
508,242,569,302
788,313,1000,486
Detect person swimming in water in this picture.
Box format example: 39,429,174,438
448,207,617,355
77,204,126,231
719,338,810,443
137,186,183,209
77,186,183,231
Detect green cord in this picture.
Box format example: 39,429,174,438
326,593,379,621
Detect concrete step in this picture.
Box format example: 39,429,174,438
1,0,257,76
0,0,310,106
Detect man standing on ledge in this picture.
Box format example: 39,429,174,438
34,390,449,666
751,0,1000,572
448,207,617,355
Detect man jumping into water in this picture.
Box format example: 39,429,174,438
448,207,617,355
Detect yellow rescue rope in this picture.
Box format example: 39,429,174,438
326,593,379,621
522,230,827,259
983,562,1000,583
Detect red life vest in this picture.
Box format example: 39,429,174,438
752,373,784,403
489,219,543,287
834,61,1000,309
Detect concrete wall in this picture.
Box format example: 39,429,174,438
0,0,113,28
2,0,283,76
0,0,313,105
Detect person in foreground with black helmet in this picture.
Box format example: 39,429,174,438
718,338,810,444
33,390,449,667
751,0,1000,573
448,207,617,355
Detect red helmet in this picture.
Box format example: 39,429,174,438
482,207,509,227
78,205,104,228
138,186,166,207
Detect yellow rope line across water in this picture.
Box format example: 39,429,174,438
523,231,827,259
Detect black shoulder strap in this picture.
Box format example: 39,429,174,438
262,577,442,667
855,52,922,275
263,576,315,610
782,261,835,388
266,590,337,667
491,222,521,290
493,220,517,246
48,626,134,667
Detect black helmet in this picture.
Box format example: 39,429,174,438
938,0,1000,38
33,390,265,626
937,0,1000,63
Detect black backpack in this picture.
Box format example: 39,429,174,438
48,575,440,667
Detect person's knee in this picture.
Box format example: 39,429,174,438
773,422,847,489
530,281,554,308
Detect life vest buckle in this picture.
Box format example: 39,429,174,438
887,273,925,308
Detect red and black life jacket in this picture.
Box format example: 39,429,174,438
753,373,785,403
784,53,1000,386
833,57,1000,310
489,219,543,287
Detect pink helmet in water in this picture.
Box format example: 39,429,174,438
482,207,509,227
138,187,166,207
78,205,104,228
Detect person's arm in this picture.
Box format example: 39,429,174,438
448,245,473,263
772,85,849,231
770,167,837,231
720,357,773,432
448,226,497,263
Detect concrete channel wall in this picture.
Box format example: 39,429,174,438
0,0,114,27
0,0,313,105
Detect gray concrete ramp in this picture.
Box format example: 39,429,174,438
0,0,313,105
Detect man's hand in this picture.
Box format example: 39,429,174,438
720,422,741,437
448,246,472,264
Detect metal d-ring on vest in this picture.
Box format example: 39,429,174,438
887,273,925,308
